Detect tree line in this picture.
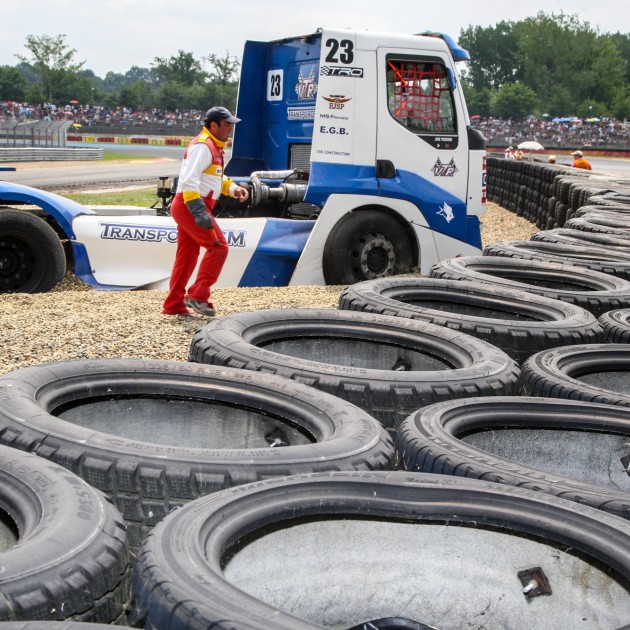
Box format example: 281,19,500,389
0,34,240,114
459,11,630,119
0,12,629,121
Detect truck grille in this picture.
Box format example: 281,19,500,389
290,144,312,171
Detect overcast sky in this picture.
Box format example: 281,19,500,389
1,0,628,78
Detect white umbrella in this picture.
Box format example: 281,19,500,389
517,141,545,151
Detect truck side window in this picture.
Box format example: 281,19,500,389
386,59,456,135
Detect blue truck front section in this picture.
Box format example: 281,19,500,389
306,161,477,245
0,180,92,237
238,218,315,287
227,33,322,177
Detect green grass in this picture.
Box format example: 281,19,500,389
101,152,155,162
61,187,160,207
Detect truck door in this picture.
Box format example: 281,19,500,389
375,47,471,243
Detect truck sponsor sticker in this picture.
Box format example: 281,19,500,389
322,95,351,109
295,67,318,100
100,223,178,243
431,158,459,177
320,66,364,78
288,108,315,120
99,223,247,247
436,202,455,223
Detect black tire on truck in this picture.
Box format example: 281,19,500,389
0,445,129,624
395,395,630,520
430,255,630,316
0,209,66,293
520,343,630,406
338,276,603,364
0,358,393,551
128,471,630,630
188,308,520,432
322,209,415,285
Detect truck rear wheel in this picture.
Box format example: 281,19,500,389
323,210,414,285
0,210,66,293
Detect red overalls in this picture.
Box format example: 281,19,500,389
162,130,230,315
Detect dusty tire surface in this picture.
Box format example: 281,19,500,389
338,277,603,363
564,216,630,237
520,343,630,406
129,471,630,630
483,238,630,280
0,358,393,550
395,395,630,519
531,227,630,251
430,255,630,316
599,308,630,342
0,445,129,623
189,308,520,431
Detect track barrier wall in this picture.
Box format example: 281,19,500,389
486,156,630,227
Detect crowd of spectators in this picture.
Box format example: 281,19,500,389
0,101,206,130
472,115,629,149
1,101,629,148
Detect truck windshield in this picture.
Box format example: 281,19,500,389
386,59,456,135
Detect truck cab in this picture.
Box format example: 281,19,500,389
227,27,486,284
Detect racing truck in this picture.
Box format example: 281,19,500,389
0,26,486,293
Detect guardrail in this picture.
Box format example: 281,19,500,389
0,147,104,162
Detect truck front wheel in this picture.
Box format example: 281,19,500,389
322,210,414,285
0,210,66,293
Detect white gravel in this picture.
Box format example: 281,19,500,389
0,202,536,376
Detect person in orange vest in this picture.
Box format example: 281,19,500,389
162,106,249,316
570,150,592,170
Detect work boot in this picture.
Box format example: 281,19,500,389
184,297,216,317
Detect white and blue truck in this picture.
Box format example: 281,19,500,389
0,27,486,293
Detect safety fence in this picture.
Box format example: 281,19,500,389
0,120,74,148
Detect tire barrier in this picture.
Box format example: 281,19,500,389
564,215,630,236
188,308,520,432
483,238,630,280
569,203,630,222
395,396,630,520
338,277,603,364
129,471,630,629
521,343,630,406
599,308,630,342
531,227,630,251
430,255,630,316
487,155,630,230
0,445,129,624
0,359,394,552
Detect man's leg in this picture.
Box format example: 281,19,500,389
162,201,201,314
187,219,229,304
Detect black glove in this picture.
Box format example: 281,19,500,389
186,198,214,229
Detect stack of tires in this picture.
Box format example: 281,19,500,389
2,158,630,627
487,154,630,230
